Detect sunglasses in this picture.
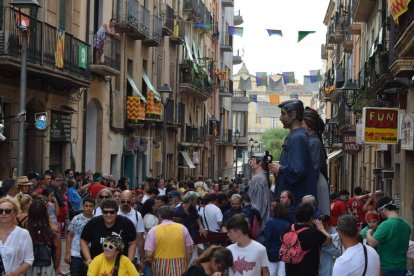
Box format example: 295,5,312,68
102,243,115,250
0,208,13,215
121,200,131,205
99,195,110,199
102,210,116,215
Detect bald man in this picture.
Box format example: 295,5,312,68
117,190,145,271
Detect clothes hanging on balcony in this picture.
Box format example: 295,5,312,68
93,26,106,53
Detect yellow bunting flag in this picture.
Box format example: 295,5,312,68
269,94,280,105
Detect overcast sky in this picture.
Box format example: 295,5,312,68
233,0,330,83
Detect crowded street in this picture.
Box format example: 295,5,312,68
1,0,414,275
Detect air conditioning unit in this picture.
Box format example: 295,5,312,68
381,170,394,179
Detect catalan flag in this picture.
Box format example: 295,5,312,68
55,29,65,69
256,72,268,86
282,72,295,84
269,94,281,105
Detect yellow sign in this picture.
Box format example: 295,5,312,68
362,107,399,144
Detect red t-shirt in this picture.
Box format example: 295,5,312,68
330,200,347,226
88,183,106,198
348,197,366,224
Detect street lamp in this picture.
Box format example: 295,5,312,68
10,0,41,176
234,129,240,179
339,79,359,111
158,83,172,179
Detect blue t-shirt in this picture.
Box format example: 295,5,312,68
174,205,200,239
67,186,82,211
263,216,291,262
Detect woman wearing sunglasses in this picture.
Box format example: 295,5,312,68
0,197,34,275
87,235,138,275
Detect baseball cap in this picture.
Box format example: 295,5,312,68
168,190,180,198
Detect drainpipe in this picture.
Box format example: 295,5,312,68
82,0,91,173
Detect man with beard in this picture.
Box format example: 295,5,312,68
117,190,145,271
269,100,317,205
222,194,248,229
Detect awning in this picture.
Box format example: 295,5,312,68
327,149,343,164
180,151,196,169
127,74,147,103
184,35,198,72
142,71,161,101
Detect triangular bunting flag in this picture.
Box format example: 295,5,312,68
266,29,283,37
255,72,268,86
266,75,285,92
195,23,212,30
238,76,252,91
228,26,244,37
282,72,295,84
309,70,322,83
298,31,316,42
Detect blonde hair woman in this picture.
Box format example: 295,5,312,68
16,193,32,229
0,198,34,274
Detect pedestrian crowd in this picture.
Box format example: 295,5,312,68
0,99,412,276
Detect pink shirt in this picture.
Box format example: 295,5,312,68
144,220,193,252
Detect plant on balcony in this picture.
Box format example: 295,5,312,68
353,86,376,113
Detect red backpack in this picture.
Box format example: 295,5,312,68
279,225,310,264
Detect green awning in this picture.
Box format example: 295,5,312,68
142,71,161,101
127,74,147,103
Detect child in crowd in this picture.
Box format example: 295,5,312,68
318,215,342,276
360,211,379,239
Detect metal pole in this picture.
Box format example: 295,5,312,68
250,144,253,178
162,101,167,179
17,29,28,176
210,122,215,180
235,140,238,179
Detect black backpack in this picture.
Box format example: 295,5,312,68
33,242,52,267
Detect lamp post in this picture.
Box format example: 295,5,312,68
234,129,240,179
158,84,173,179
339,79,359,111
10,0,41,176
209,115,218,180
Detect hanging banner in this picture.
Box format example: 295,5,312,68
55,29,65,68
389,0,412,23
362,107,399,144
342,130,361,154
78,43,88,69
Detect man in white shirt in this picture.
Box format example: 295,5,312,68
200,193,223,232
333,214,380,276
226,214,270,276
118,190,145,271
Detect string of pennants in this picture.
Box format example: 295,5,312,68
227,26,316,42
239,70,322,105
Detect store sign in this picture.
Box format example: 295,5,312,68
342,130,361,154
362,107,399,144
401,113,414,151
50,112,71,142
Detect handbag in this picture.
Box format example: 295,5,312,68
33,243,52,267
249,214,261,239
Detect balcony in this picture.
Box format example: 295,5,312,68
0,7,90,88
179,62,212,101
348,23,361,35
222,0,234,8
170,18,185,44
220,33,233,52
393,1,414,58
185,124,205,144
321,44,328,60
233,49,242,65
90,33,121,76
165,98,175,123
232,90,250,105
183,0,199,18
143,15,162,47
234,10,244,26
343,34,353,53
115,0,149,40
218,129,233,145
352,0,376,22
162,3,174,36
